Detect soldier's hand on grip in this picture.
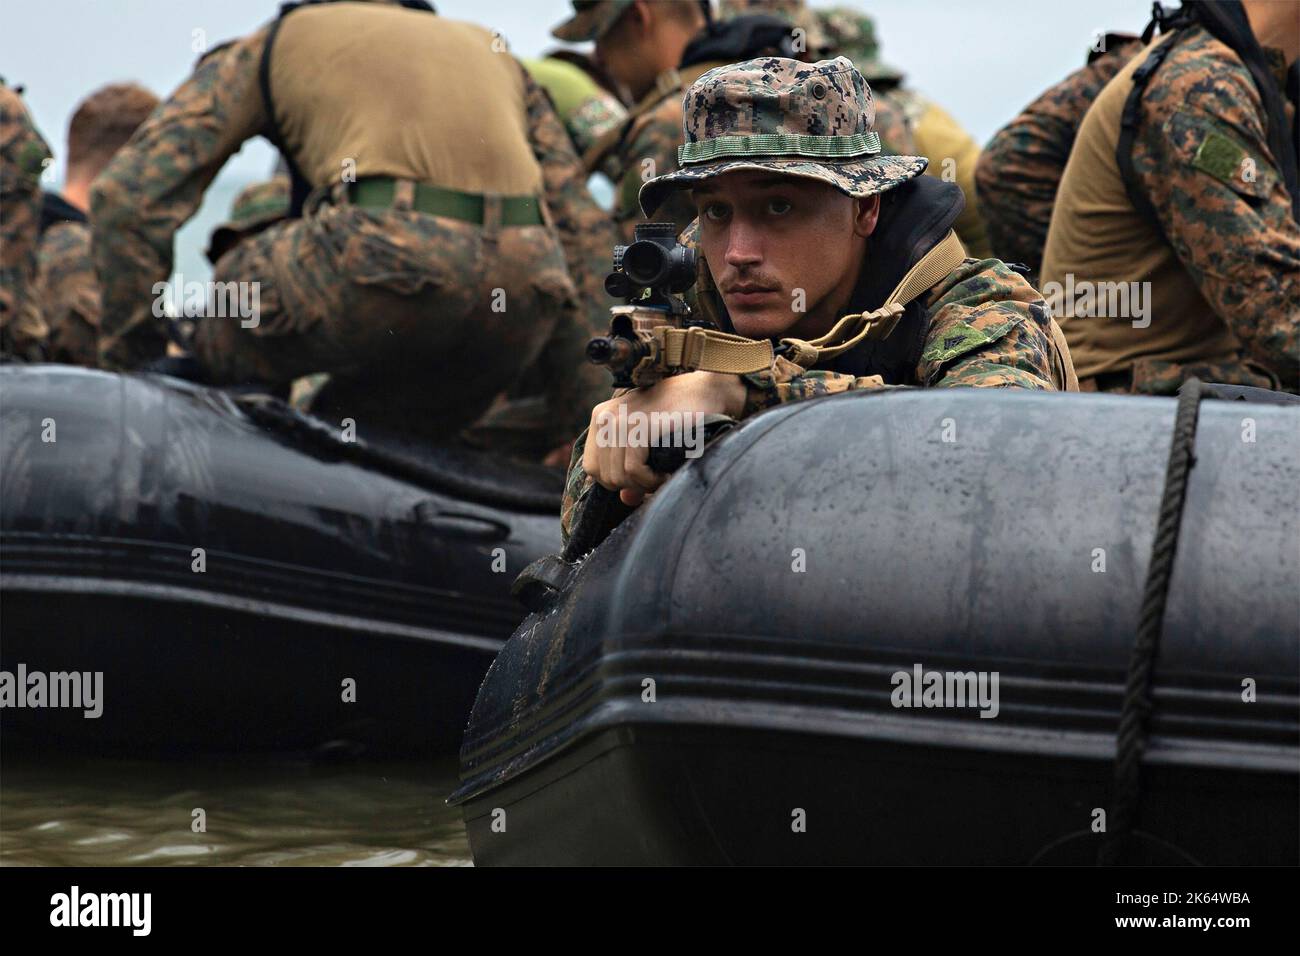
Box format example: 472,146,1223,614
582,370,746,506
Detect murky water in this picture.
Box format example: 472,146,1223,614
0,753,470,866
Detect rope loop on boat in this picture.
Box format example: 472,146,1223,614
1099,378,1206,866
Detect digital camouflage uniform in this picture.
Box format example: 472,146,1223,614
975,34,1144,277
1120,28,1297,392
445,55,626,459
720,0,991,258
202,177,331,410
91,4,615,446
522,55,626,182
560,56,1077,542
1043,22,1300,394
0,82,51,362
34,217,98,366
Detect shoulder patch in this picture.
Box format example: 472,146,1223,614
1193,130,1247,183
921,316,1019,365
1165,111,1276,200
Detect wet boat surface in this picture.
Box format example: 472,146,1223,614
451,389,1300,865
1,365,563,756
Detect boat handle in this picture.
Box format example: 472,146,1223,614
413,503,511,542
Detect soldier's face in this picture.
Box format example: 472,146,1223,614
593,38,646,104
693,171,879,340
594,7,659,101
595,1,706,102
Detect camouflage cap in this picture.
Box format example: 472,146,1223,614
818,6,904,84
552,0,634,43
639,56,927,216
717,0,829,60
205,178,290,264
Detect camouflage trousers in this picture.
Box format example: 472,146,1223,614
194,185,579,443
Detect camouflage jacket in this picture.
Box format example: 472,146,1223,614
35,219,101,367
522,56,626,177
975,36,1143,276
1125,26,1299,390
90,22,616,373
0,82,51,361
559,256,1073,543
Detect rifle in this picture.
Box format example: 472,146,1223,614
511,223,736,611
584,221,710,388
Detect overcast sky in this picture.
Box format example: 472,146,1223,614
5,0,1152,278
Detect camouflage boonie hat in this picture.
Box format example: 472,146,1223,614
205,178,290,264
639,56,927,216
552,0,634,42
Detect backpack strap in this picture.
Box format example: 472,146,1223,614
1116,31,1183,233
259,4,313,218
1116,3,1196,234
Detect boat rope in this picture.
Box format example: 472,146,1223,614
1099,378,1206,866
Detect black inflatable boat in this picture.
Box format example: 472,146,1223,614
450,387,1300,865
0,365,562,756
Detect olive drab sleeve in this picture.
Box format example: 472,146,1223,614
90,29,272,370
520,62,619,438
1130,41,1300,386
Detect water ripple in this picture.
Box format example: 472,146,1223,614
0,754,470,867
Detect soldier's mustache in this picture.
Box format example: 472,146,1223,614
719,271,781,294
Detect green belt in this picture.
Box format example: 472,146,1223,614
349,178,544,226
